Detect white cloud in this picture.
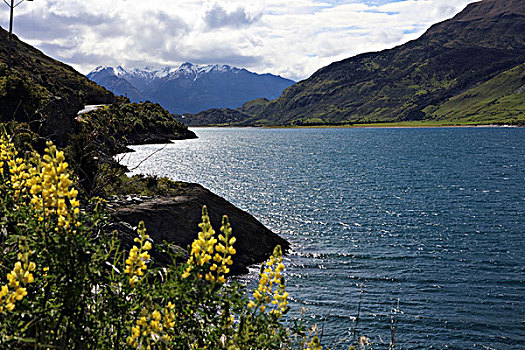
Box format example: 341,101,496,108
1,0,478,81
204,3,262,29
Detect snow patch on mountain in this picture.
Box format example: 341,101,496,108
98,63,243,82
87,62,295,114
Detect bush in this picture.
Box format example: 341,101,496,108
0,73,49,122
0,132,331,349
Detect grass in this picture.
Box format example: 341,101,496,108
263,119,523,129
431,63,525,123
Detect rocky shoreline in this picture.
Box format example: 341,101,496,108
107,182,289,274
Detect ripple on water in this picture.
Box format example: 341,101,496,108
121,127,525,349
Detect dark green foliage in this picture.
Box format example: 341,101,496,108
177,98,272,127
101,173,185,197
65,133,101,196
0,70,49,123
1,121,40,153
80,102,196,154
178,108,252,127
0,27,113,107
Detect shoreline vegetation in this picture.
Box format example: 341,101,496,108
189,121,524,129
0,134,327,349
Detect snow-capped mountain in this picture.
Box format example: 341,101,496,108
87,63,295,114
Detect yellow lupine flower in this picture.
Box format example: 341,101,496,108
0,243,36,314
182,207,237,286
125,221,152,287
249,245,288,317
128,305,177,349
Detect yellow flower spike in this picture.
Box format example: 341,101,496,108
124,221,151,288
248,245,288,316
0,241,36,313
128,306,176,349
183,207,238,285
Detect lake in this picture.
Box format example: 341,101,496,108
119,127,525,349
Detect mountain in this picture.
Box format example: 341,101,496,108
86,66,142,101
87,63,295,114
187,0,525,126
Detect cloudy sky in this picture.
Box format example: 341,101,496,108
1,0,479,81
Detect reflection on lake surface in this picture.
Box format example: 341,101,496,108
120,127,525,349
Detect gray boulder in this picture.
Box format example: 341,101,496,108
110,183,289,274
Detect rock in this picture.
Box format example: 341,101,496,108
110,183,290,274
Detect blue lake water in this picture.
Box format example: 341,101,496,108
120,127,525,349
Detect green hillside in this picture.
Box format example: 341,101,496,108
183,0,525,127
258,0,525,126
0,26,196,196
429,63,525,124
0,25,194,146
0,26,114,110
0,26,116,145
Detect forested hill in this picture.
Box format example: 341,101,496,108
0,27,194,149
0,26,114,108
184,0,525,127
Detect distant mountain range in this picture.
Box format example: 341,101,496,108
183,0,525,127
87,63,295,114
